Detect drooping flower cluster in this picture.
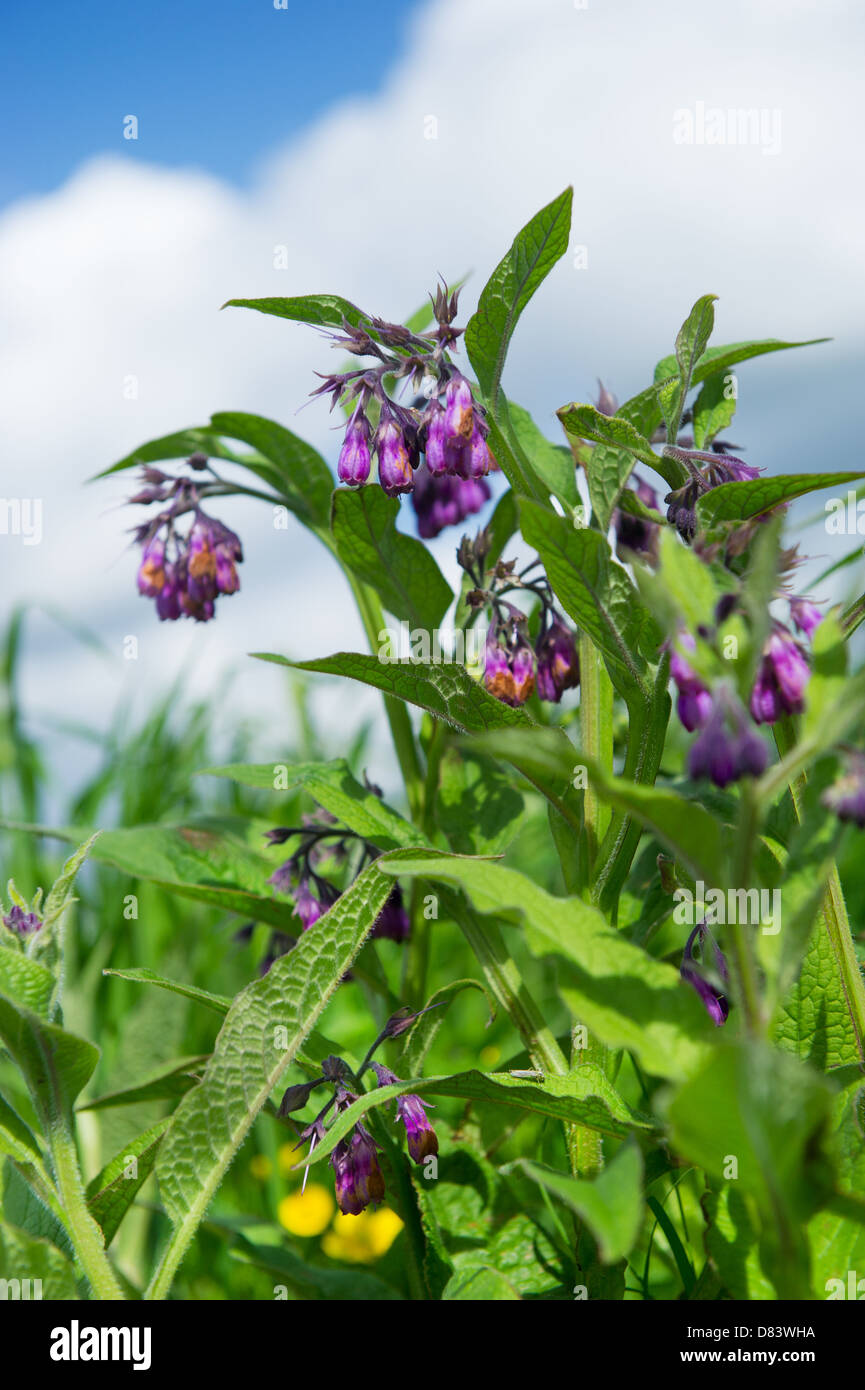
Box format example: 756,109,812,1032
130,457,243,623
663,446,763,544
258,802,410,975
668,593,822,789
283,1007,440,1217
459,532,580,709
314,285,495,508
680,922,730,1027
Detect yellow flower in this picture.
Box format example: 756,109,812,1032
249,1154,272,1181
322,1207,403,1263
479,1044,501,1068
277,1184,335,1237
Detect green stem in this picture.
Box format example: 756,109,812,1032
579,632,613,877
346,573,424,821
773,715,865,1062
727,781,764,1037
51,1125,125,1300
438,886,568,1077
402,720,447,1008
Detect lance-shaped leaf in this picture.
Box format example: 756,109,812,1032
331,488,453,630
29,834,99,993
465,187,573,410
464,726,729,887
201,757,424,851
208,411,334,534
515,1141,644,1264
697,470,865,530
254,651,532,733
79,1055,210,1111
3,816,307,935
297,1067,649,1170
154,862,392,1246
0,993,98,1133
96,426,262,478
221,292,366,330
0,952,56,1019
506,400,578,508
619,336,828,441
86,1119,170,1246
556,404,664,516
377,850,713,1080
103,968,232,1017
658,294,717,443
0,1093,43,1167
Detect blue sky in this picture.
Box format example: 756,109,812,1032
3,0,864,781
1,0,421,209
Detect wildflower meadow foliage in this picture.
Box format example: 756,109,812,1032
2,188,865,1302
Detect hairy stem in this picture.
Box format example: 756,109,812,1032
51,1125,125,1300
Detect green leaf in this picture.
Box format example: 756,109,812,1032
5,816,308,935
79,1055,210,1111
0,1223,79,1299
299,1067,651,1169
255,652,532,733
0,1093,43,1167
516,1141,644,1263
665,1040,833,1291
29,833,99,991
697,471,865,529
808,1082,865,1296
658,295,717,443
506,401,577,508
86,1119,170,1246
331,487,453,630
442,1265,522,1300
102,968,231,1017
620,336,829,443
153,862,393,1261
436,748,525,855
692,369,738,449
465,187,573,410
556,404,664,525
0,952,56,1019
379,850,713,1080
209,410,334,535
221,292,366,330
201,757,423,851
0,993,98,1132
518,498,658,704
95,426,259,479
399,979,495,1076
703,1185,775,1300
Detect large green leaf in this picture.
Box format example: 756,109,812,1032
697,471,865,530
465,187,573,410
152,862,393,1274
79,1055,210,1111
556,405,666,524
201,757,424,851
0,951,56,1019
331,488,452,630
221,292,366,330
208,411,334,534
297,1067,651,1168
254,652,532,733
86,1119,170,1246
808,1082,865,1296
0,993,98,1132
517,1141,644,1264
0,1093,43,1167
378,851,713,1080
3,816,307,935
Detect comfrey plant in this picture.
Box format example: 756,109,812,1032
3,188,865,1303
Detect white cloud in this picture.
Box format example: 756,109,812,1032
1,0,863,791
